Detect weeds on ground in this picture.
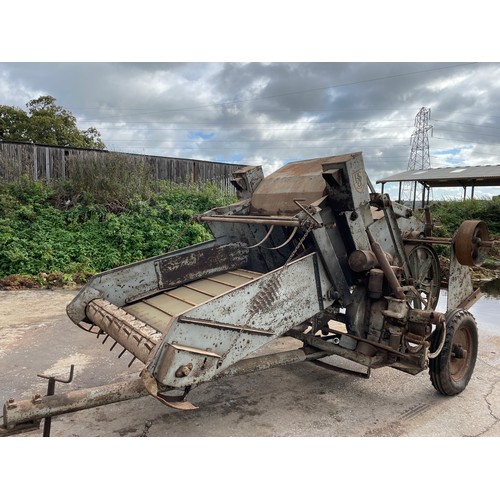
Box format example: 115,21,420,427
0,156,236,284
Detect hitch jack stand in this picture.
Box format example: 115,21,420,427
37,365,75,437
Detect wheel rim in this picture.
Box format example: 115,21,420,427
449,324,473,383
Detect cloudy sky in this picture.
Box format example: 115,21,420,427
2,3,500,200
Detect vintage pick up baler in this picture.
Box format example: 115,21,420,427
1,152,494,434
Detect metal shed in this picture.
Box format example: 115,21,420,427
377,164,500,208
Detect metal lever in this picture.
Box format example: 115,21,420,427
37,365,75,437
293,199,321,227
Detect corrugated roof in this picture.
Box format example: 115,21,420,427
377,164,500,188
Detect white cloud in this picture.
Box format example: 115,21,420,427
1,61,500,200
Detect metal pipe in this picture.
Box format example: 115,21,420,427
3,378,150,430
43,378,56,437
2,348,330,431
367,229,405,300
197,215,302,227
37,364,75,437
403,237,453,245
404,237,495,248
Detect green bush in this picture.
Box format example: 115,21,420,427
431,199,500,237
0,172,236,280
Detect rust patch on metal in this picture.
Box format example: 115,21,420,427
86,299,160,363
155,243,248,289
248,276,281,317
249,154,358,216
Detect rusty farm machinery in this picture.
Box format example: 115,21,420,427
1,152,495,436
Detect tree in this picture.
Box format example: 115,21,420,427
0,105,29,142
0,95,105,149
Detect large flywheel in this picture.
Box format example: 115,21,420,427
406,244,441,310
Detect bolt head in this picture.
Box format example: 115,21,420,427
175,363,193,378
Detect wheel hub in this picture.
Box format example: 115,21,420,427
452,344,466,359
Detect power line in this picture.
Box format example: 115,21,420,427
434,136,500,146
433,119,500,130
100,137,413,143
88,124,416,131
76,63,478,119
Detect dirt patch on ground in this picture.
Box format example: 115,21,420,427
0,289,78,328
0,272,91,290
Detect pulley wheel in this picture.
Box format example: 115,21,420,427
405,244,441,353
407,244,441,310
454,220,490,266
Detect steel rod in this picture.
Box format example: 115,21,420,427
404,237,496,248
198,215,302,227
367,229,405,300
3,378,150,430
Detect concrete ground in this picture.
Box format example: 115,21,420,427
0,288,499,438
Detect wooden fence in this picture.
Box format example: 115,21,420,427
0,141,246,191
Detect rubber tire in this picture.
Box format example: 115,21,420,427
429,309,478,396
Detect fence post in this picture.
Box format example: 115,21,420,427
33,144,38,180
45,147,50,180
61,149,65,180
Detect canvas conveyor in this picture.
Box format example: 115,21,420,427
84,268,264,367
123,268,264,331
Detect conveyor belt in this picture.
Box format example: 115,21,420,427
122,268,262,333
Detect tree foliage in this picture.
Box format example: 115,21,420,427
0,95,105,149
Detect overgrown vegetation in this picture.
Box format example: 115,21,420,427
430,198,500,237
0,155,236,287
61,153,156,211
428,199,499,262
2,153,500,290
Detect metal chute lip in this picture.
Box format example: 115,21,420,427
169,343,222,359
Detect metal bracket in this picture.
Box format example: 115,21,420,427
311,359,371,379
293,199,322,227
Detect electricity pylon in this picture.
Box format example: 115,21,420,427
401,107,433,208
